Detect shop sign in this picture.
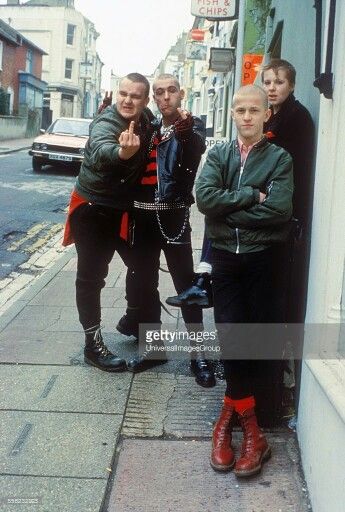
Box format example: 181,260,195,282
191,0,239,20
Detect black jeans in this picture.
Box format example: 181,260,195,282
69,203,132,330
211,247,282,399
131,207,202,328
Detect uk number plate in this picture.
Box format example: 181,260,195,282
49,154,73,162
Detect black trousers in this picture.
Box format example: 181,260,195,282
211,247,282,400
131,207,202,328
69,203,132,331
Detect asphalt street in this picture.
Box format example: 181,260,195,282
0,150,75,279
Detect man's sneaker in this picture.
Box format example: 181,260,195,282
166,273,213,308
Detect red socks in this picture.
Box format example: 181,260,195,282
224,395,255,415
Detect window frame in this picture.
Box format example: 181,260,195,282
64,58,73,80
26,48,33,74
66,24,76,46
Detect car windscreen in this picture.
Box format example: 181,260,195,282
49,119,91,137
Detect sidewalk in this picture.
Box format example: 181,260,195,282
0,137,35,155
0,205,311,512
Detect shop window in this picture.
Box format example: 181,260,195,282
65,59,73,79
216,86,224,132
268,20,283,59
207,92,215,129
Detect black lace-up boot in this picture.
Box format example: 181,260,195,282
190,353,216,388
84,325,127,372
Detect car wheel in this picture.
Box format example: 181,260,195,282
32,158,42,172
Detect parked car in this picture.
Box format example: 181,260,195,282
29,117,92,172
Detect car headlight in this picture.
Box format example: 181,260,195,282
78,148,85,155
33,142,41,149
41,144,48,150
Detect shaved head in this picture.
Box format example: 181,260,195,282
153,73,180,92
232,85,268,109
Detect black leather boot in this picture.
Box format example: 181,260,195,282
190,354,216,388
116,308,139,339
127,338,167,373
166,273,213,308
84,326,127,372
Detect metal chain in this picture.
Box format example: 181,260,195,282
149,127,189,244
155,192,190,243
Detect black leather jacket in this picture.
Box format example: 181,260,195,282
154,116,206,205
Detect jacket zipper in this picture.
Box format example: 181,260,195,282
235,163,244,254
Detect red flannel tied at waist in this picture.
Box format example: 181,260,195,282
62,189,130,246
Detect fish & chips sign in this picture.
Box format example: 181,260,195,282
191,0,238,20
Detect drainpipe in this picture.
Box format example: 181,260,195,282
231,0,246,139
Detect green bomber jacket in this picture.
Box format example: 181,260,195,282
76,105,154,209
195,137,294,253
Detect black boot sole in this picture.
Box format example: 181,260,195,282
127,358,168,374
166,297,212,308
84,356,127,372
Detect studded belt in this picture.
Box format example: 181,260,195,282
133,200,186,210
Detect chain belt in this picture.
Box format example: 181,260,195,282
134,200,186,211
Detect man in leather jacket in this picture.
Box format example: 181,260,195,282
119,74,216,387
64,73,153,373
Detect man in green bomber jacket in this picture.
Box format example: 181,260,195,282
65,73,154,373
196,85,293,478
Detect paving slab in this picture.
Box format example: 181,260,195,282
0,475,106,512
0,330,82,365
122,373,225,438
0,411,122,478
165,375,226,437
0,365,131,414
122,372,177,437
107,438,310,512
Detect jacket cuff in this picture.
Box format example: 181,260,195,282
253,188,261,204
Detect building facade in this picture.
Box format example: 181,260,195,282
181,1,344,510
0,0,103,123
0,17,46,116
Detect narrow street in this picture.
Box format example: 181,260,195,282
0,150,74,280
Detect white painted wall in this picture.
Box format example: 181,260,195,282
297,0,345,510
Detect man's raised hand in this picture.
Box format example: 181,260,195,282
175,108,194,136
118,121,140,160
176,107,191,120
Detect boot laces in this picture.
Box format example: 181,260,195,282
215,424,229,447
85,325,112,357
214,410,233,447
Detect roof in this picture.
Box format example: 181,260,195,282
0,18,47,54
